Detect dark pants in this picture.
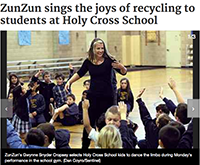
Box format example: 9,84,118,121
31,114,46,127
57,115,78,126
138,139,148,149
82,93,113,149
43,101,51,122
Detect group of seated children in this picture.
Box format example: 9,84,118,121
7,67,193,149
8,65,76,138
136,78,192,149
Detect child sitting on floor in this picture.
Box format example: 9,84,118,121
97,125,122,148
77,90,88,124
117,77,134,116
83,79,90,90
52,66,74,109
158,125,180,149
50,94,79,126
25,128,46,147
37,123,56,149
82,100,137,149
159,78,191,126
136,88,171,149
28,81,46,127
158,120,193,149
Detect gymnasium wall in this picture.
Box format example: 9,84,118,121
107,31,124,61
7,31,54,61
53,31,87,58
7,31,87,61
140,31,192,66
7,31,192,67
141,31,166,66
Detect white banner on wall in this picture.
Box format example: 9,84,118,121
0,0,199,30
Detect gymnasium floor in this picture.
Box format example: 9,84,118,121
50,68,193,148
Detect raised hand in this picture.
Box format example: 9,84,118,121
39,69,44,73
136,88,146,99
159,87,164,100
118,101,127,120
82,99,90,111
168,78,185,103
112,61,123,69
82,99,92,134
168,78,176,90
69,63,73,70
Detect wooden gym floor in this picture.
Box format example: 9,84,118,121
26,68,193,148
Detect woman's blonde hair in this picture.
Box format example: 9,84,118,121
97,125,122,148
88,38,116,63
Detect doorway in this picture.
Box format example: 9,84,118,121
166,31,181,67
